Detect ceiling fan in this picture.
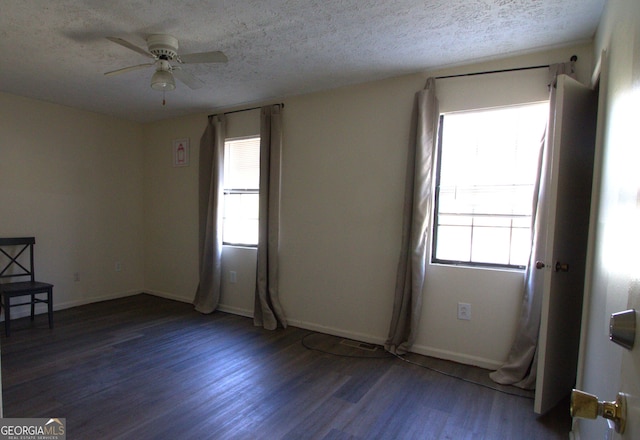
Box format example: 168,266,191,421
104,34,227,91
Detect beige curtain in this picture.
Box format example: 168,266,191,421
385,78,438,354
193,114,226,314
254,104,287,330
490,62,576,388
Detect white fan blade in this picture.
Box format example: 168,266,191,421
172,67,205,90
106,37,154,58
104,63,155,76
178,51,228,64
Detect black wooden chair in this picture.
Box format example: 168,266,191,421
0,237,54,336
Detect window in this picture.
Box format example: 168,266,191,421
432,102,549,269
223,137,260,246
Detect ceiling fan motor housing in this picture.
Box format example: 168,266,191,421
147,34,179,60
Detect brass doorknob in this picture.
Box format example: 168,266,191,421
570,389,626,434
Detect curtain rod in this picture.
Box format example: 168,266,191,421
209,103,284,118
434,55,577,80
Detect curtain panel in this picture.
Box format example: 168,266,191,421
254,104,287,330
490,61,576,388
193,114,226,314
385,78,438,354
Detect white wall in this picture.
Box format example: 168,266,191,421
143,43,594,369
142,108,261,315
0,29,607,396
0,92,145,314
0,43,595,370
142,112,202,303
280,75,415,342
575,0,640,438
414,57,582,366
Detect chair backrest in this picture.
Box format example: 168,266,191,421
0,237,37,283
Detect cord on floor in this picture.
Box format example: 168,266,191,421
301,332,534,400
392,352,534,399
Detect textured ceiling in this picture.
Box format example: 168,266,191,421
0,0,605,122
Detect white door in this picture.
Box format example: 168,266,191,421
571,35,640,437
619,303,640,437
534,74,598,414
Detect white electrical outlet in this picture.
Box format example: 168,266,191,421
230,271,237,283
458,303,471,320
115,261,122,272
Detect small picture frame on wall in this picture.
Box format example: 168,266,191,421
173,138,190,167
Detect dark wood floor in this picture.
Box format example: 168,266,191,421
1,294,570,439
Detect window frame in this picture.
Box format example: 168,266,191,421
430,103,546,270
222,136,260,248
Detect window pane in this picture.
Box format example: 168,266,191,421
224,138,260,189
510,228,531,266
433,102,548,269
513,216,531,228
472,216,511,227
223,218,259,245
223,137,260,245
471,226,510,265
223,193,259,245
223,194,259,221
435,225,471,262
438,214,473,226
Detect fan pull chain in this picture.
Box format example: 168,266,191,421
162,90,166,106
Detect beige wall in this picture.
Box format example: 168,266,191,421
0,92,145,313
416,46,593,366
142,108,261,313
142,42,594,369
142,112,202,302
0,40,597,370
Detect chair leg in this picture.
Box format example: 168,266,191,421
48,289,53,329
31,293,35,321
5,296,10,337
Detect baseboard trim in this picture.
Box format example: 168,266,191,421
144,289,193,304
217,304,253,318
285,318,386,346
143,290,254,319
0,289,142,322
3,290,503,370
410,343,502,370
285,318,502,370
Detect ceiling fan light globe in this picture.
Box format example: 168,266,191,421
150,70,176,91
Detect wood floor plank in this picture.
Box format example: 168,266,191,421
1,294,570,439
